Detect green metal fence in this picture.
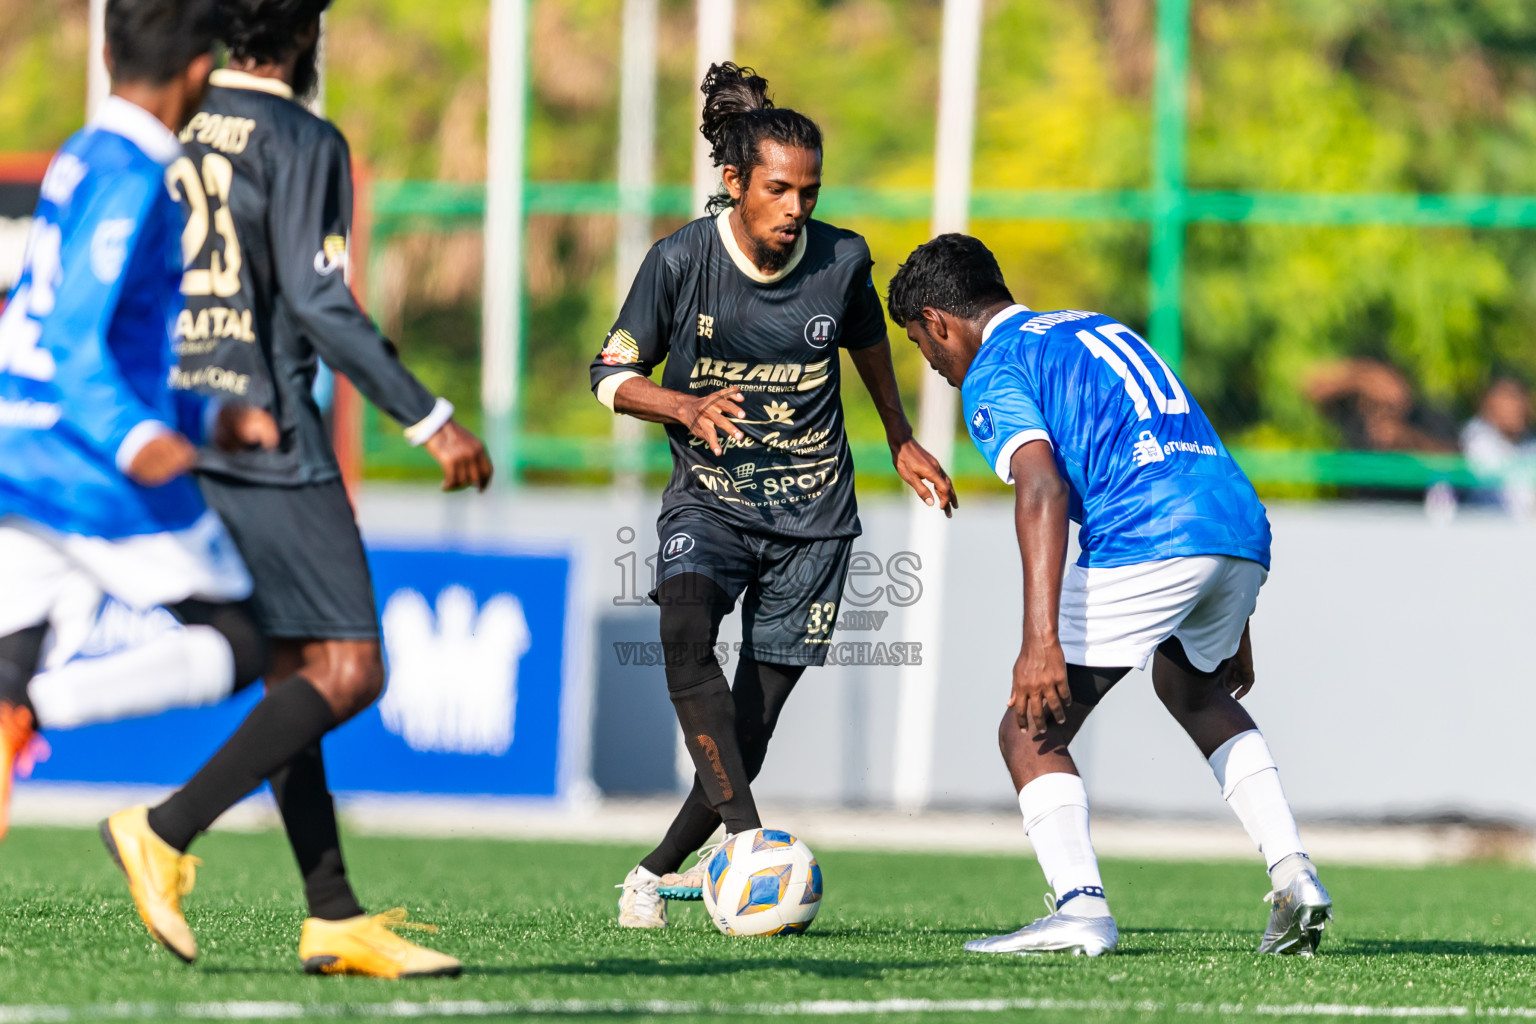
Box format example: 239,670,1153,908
363,0,1536,493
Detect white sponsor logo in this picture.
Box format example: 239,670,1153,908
1131,430,1165,467
379,585,531,756
0,398,61,428
662,533,695,561
90,218,135,284
39,154,88,206
804,314,837,349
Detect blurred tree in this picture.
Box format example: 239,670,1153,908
5,0,1534,468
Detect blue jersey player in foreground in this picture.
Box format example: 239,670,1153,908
0,0,279,865
886,234,1331,957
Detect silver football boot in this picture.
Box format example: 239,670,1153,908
964,893,1118,957
1258,862,1332,955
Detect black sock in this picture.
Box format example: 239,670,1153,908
640,657,803,875
0,625,46,714
268,742,365,921
656,573,761,836
640,777,720,877
147,675,336,852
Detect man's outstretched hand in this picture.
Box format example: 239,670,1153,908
213,403,279,453
425,419,493,492
892,436,958,518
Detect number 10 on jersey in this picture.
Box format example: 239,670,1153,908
1076,324,1188,421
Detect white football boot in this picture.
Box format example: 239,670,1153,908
1258,860,1332,955
657,834,733,902
965,891,1118,957
616,865,667,928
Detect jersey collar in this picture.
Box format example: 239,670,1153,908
91,95,181,166
981,303,1031,345
716,210,808,285
209,68,295,100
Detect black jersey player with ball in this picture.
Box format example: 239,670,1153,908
592,64,957,928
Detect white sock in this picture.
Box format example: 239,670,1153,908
1018,772,1110,918
29,626,236,729
1208,730,1308,877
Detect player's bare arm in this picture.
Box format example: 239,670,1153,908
848,339,957,516
612,376,745,457
1008,439,1071,738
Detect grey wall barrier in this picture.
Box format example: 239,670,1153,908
359,486,1536,823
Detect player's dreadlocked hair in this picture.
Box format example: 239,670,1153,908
220,0,332,65
699,62,822,215
885,234,1014,327
106,0,220,84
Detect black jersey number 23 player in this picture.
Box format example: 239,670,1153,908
592,63,957,928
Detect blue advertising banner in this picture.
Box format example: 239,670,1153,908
28,543,571,798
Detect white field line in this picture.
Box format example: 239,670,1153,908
2,998,1536,1021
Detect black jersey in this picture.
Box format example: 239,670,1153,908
590,212,887,540
170,69,437,485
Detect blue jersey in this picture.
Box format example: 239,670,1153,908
963,305,1271,570
0,97,208,539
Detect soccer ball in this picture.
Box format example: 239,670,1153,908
701,828,823,936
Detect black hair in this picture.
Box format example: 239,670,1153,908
106,0,220,85
220,0,332,65
886,233,1014,327
699,62,823,215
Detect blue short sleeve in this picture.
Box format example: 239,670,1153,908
962,357,1053,484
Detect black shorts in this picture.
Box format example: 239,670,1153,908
197,475,378,641
651,510,853,667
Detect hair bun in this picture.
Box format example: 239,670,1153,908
699,62,772,151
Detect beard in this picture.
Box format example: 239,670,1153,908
290,39,322,103
744,227,793,273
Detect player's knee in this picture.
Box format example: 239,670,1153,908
312,645,384,717
996,711,1016,757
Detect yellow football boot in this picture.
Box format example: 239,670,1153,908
99,806,201,963
299,909,463,978
0,703,37,843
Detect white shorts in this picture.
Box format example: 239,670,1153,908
0,511,252,638
1058,555,1266,673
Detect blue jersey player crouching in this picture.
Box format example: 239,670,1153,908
886,234,1331,957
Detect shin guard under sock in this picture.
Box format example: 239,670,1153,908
641,658,804,874
147,675,336,852
1208,729,1307,871
670,672,760,834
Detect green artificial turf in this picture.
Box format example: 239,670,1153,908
1,825,1534,1023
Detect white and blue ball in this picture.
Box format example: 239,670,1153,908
701,828,823,936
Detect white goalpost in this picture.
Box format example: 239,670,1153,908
892,0,985,813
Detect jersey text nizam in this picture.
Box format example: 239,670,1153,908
591,212,886,540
